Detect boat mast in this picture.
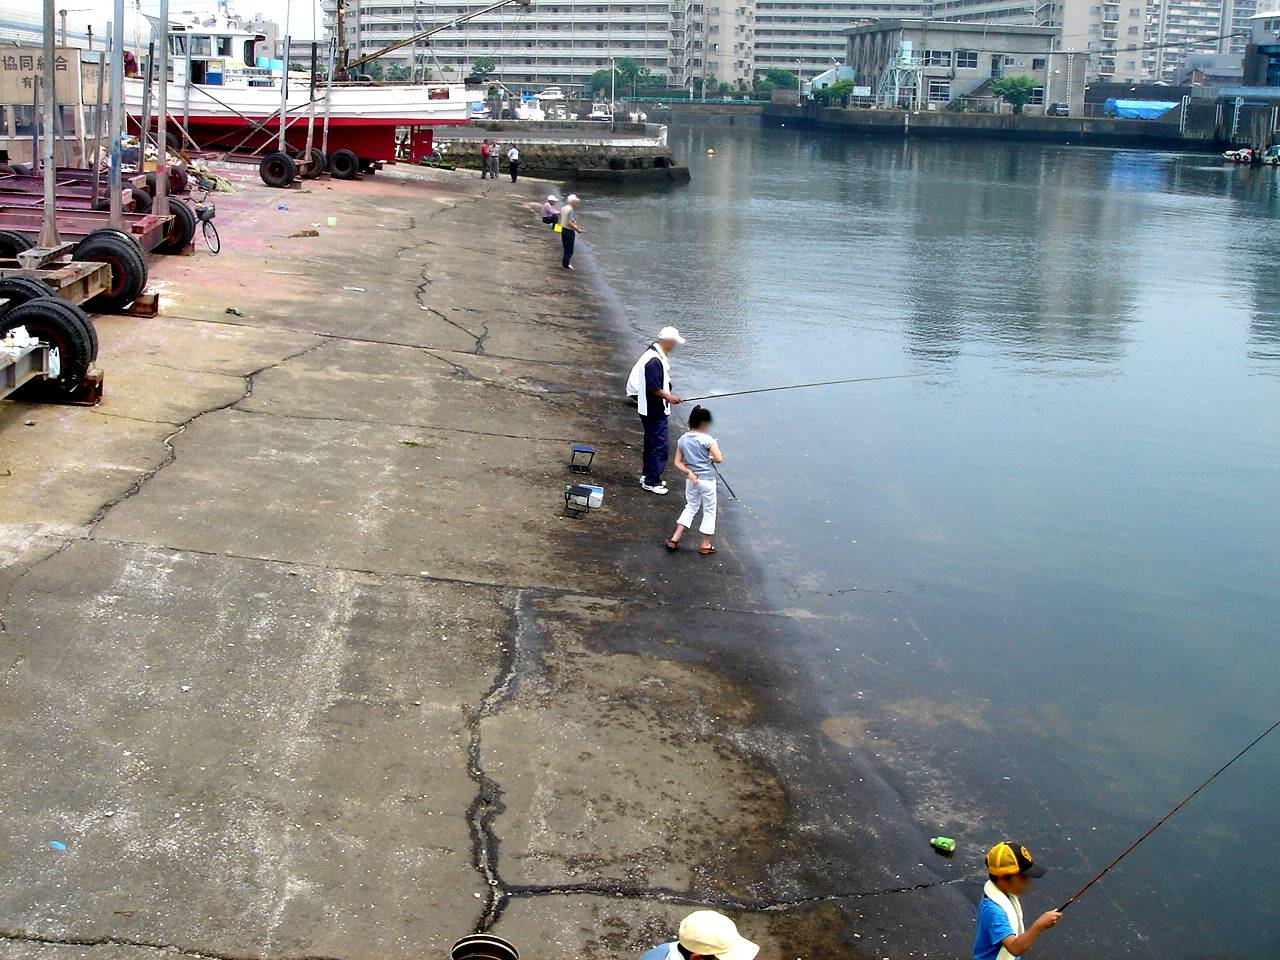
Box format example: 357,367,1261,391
343,0,531,73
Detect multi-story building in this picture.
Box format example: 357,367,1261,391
1145,0,1257,80
754,0,922,77
672,0,756,88
323,0,674,90
846,18,1086,108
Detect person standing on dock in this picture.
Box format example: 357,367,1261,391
666,405,722,554
974,842,1061,960
479,140,492,179
558,195,582,270
507,144,521,182
626,326,685,494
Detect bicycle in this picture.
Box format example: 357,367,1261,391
193,192,220,255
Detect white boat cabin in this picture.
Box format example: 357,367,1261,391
148,15,279,89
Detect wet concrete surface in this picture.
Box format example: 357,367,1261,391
0,164,973,960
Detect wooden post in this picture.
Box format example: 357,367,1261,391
138,41,154,173
92,37,107,207
154,0,169,216
39,0,61,248
109,0,125,231
277,33,290,152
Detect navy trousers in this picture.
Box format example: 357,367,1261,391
561,228,576,267
639,413,669,486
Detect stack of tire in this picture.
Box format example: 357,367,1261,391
0,224,175,315
0,279,98,400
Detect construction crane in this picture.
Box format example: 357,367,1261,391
341,0,532,74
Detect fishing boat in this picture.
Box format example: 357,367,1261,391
126,13,474,170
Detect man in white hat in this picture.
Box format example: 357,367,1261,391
638,910,759,960
626,326,686,494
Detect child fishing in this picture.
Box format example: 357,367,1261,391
666,405,723,556
975,842,1060,960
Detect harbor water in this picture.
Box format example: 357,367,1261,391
587,125,1280,958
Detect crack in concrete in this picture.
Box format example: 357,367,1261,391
0,928,345,960
466,589,545,932
84,341,329,529
501,875,974,912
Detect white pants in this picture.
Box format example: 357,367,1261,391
677,477,717,535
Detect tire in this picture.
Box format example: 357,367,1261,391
155,197,197,254
0,230,33,260
10,162,31,175
0,276,56,312
145,166,190,196
130,186,154,214
19,294,98,362
0,298,96,394
165,129,181,151
74,231,148,311
329,148,359,180
301,147,326,179
82,227,144,255
259,151,296,188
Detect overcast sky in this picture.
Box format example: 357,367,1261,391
68,0,323,41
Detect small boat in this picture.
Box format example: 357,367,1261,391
513,95,546,121
1223,146,1280,165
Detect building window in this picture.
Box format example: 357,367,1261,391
927,78,950,102
921,49,952,66
1030,85,1044,104
956,49,978,68
1032,57,1046,69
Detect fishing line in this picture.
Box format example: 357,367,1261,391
681,372,929,404
1060,717,1280,912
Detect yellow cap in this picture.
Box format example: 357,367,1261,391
987,841,1046,878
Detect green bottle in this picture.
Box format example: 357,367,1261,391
930,836,956,854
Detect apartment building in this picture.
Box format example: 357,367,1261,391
1145,0,1257,80
322,0,674,89
672,0,756,87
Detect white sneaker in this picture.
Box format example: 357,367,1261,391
640,480,669,495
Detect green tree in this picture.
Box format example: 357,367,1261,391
386,62,411,81
589,68,613,93
471,55,496,82
815,78,855,106
764,68,798,89
989,75,1037,114
754,78,776,94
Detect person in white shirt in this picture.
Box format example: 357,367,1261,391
507,145,520,182
625,325,685,493
666,405,723,554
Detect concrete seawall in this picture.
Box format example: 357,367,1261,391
0,164,967,960
439,121,685,179
763,102,1225,150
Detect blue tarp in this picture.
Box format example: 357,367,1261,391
1103,98,1178,119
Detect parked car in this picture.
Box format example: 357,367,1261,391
1047,102,1070,117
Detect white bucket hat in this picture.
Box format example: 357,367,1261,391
657,325,686,345
678,911,758,960
547,194,558,202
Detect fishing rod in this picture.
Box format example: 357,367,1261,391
713,465,738,501
681,373,928,404
1059,717,1280,912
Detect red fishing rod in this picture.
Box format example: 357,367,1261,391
1059,718,1280,912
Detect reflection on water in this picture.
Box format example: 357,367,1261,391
587,127,1280,958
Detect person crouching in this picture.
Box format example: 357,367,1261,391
541,194,560,225
667,405,722,555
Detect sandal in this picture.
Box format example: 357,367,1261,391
666,540,680,552
698,545,716,556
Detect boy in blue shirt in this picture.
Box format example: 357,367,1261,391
974,841,1061,960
